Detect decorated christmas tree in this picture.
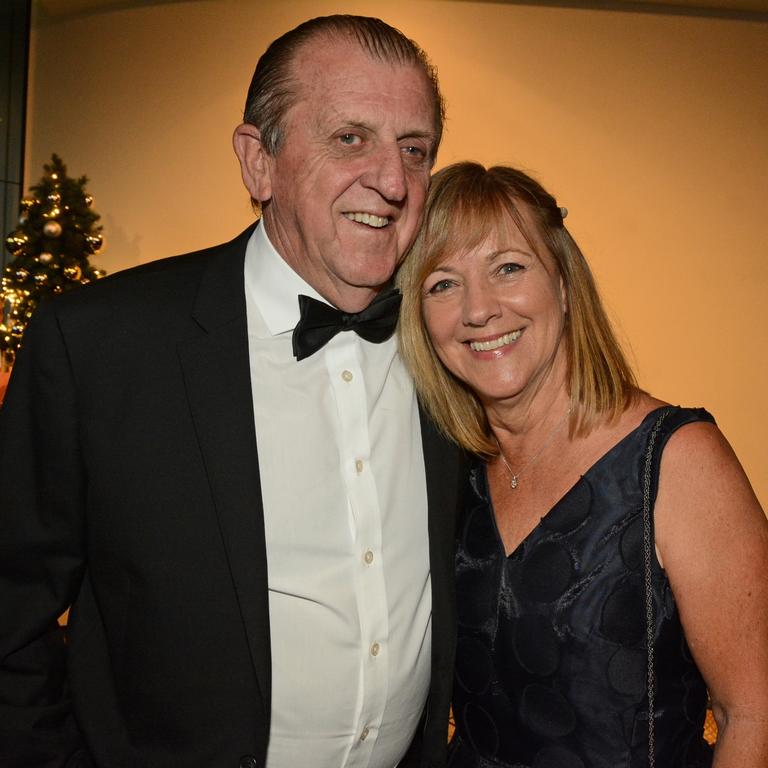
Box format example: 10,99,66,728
1,154,106,367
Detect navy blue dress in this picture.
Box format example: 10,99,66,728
449,407,715,768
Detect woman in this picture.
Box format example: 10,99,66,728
397,162,768,768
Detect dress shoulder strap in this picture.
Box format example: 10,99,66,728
641,405,714,767
646,406,715,509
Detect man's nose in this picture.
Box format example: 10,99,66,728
363,144,407,202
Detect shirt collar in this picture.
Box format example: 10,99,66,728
244,220,326,337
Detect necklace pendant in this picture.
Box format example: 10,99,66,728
510,475,519,489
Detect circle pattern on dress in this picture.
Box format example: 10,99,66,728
620,517,642,570
455,636,494,694
520,541,574,602
457,568,494,627
510,614,560,676
607,646,646,699
600,580,644,645
463,503,496,559
520,683,576,738
542,481,592,534
463,701,500,756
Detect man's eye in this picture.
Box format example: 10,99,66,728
401,145,425,157
339,133,361,145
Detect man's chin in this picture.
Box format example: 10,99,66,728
341,256,400,289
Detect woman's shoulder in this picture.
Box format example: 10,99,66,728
586,395,723,480
636,396,724,467
621,394,717,447
648,397,762,524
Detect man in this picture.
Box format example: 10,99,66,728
0,15,464,768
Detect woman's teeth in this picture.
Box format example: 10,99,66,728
343,212,389,228
470,330,522,352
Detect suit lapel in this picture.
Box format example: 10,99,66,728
177,225,272,713
419,407,465,660
419,406,468,758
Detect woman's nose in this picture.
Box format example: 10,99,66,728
462,279,501,327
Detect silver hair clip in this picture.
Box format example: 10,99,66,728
559,207,568,219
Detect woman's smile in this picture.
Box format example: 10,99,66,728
468,329,523,352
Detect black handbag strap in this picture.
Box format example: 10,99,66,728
641,408,672,768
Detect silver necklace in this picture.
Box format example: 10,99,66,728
496,408,572,489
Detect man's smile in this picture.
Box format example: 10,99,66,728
342,211,390,228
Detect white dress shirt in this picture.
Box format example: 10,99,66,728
243,222,431,768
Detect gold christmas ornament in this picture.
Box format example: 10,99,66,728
38,252,54,264
15,269,30,282
20,198,35,210
86,234,103,252
43,220,63,238
5,233,27,253
48,192,62,204
34,272,49,285
63,264,83,281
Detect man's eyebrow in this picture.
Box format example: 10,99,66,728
342,120,371,131
398,129,436,141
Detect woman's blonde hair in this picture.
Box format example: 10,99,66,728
396,162,636,457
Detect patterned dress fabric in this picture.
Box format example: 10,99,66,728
449,407,715,768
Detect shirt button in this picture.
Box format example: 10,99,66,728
341,369,353,382
355,459,364,473
364,549,374,565
360,726,370,741
370,642,380,657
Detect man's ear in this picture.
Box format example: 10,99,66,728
233,123,272,202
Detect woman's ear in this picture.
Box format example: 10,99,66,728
233,123,272,202
560,275,568,314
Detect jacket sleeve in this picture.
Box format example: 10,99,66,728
0,300,89,766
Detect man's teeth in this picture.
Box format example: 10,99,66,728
343,212,389,228
470,331,522,352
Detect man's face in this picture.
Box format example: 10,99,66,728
238,38,438,311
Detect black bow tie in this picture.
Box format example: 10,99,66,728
292,288,403,361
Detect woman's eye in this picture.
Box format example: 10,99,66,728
499,262,523,275
427,278,455,294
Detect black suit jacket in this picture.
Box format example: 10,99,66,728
0,227,465,768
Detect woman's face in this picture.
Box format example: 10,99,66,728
421,213,568,409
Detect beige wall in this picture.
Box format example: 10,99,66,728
27,0,768,506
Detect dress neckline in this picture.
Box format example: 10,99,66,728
478,405,673,560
